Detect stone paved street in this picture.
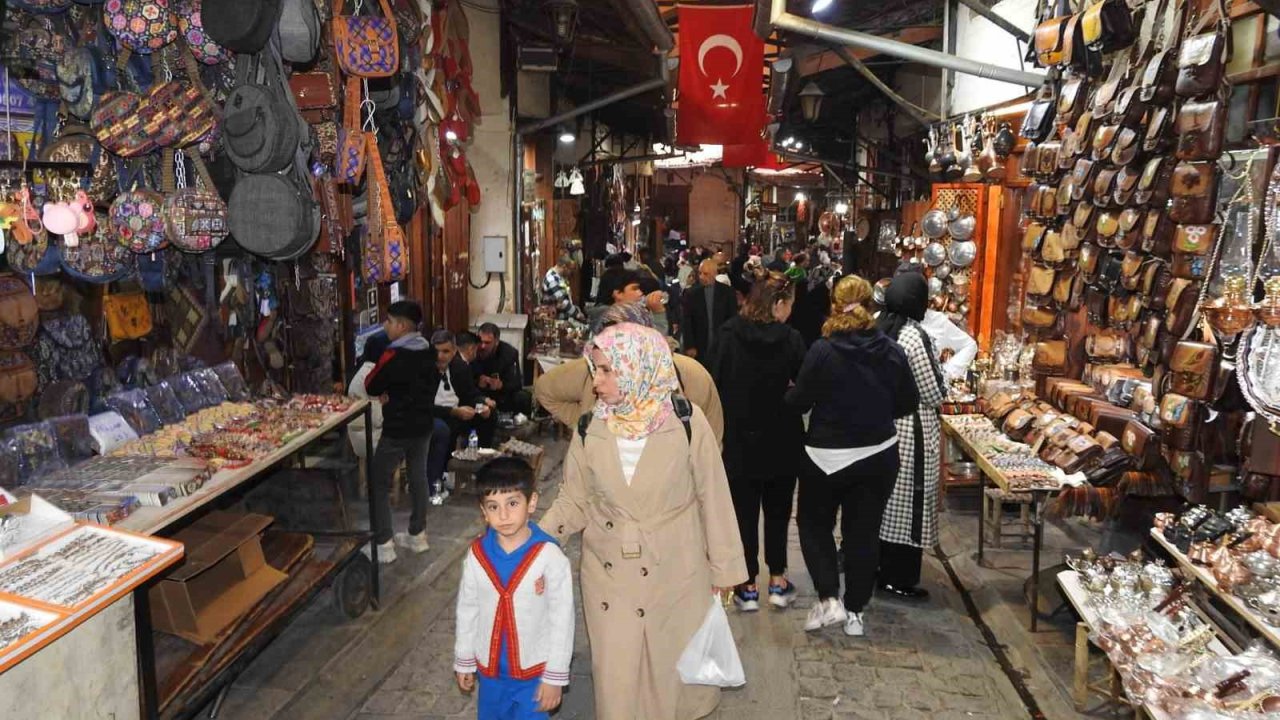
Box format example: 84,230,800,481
214,433,1048,720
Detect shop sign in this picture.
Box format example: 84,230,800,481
760,203,779,214
0,82,36,117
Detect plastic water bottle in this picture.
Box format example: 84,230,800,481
467,430,479,454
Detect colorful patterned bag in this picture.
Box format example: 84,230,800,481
332,0,399,78
367,137,407,282
56,44,111,119
38,125,118,202
12,0,74,13
33,315,100,388
4,223,61,275
336,77,367,183
110,188,168,253
8,10,70,101
176,0,230,64
61,210,137,283
105,0,179,53
164,186,228,252
146,79,217,148
91,91,158,157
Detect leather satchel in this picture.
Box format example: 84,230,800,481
1034,340,1068,372
332,0,399,78
1165,278,1201,335
1172,252,1211,280
1143,105,1176,153
1004,409,1036,441
1095,210,1121,247
1170,161,1220,225
1021,91,1057,142
1117,207,1143,250
1086,331,1129,361
1037,142,1063,176
1082,0,1137,53
1028,264,1057,298
1041,230,1072,265
1058,77,1089,125
1175,222,1217,254
1120,250,1146,291
1073,201,1096,231
1092,123,1121,163
1113,165,1142,206
1168,449,1209,502
1093,168,1120,208
1053,270,1079,306
1035,15,1073,67
1023,222,1048,254
1142,209,1175,255
103,288,153,343
1175,100,1226,160
1139,47,1177,105
1072,158,1099,200
1079,242,1101,279
1023,305,1060,330
1135,155,1174,207
1110,127,1141,167
289,70,339,115
1176,30,1226,98
1169,340,1217,400
1121,420,1162,469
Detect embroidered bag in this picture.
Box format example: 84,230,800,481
336,77,367,183
8,10,69,101
61,209,137,283
33,314,100,388
105,0,179,53
162,151,229,252
368,136,407,281
103,286,154,341
57,44,112,120
4,220,61,275
332,0,399,78
111,187,168,253
92,90,159,157
176,0,231,64
0,275,40,350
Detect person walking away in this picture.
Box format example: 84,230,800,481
538,322,745,720
681,258,737,365
363,302,437,563
454,458,574,719
876,272,948,600
710,270,807,611
533,301,724,446
785,276,918,636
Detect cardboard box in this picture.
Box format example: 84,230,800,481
149,511,286,644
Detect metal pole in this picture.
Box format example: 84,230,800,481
956,0,1032,43
614,0,674,51
516,77,668,135
768,0,1043,88
831,45,937,127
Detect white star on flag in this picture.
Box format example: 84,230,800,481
710,78,729,99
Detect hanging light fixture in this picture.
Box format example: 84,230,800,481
558,126,575,143
554,170,569,189
812,0,834,13
834,199,850,215
569,167,585,196
544,0,579,46
799,82,825,123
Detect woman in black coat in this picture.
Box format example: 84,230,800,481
710,270,808,612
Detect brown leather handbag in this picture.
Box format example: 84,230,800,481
1021,91,1057,142
1143,105,1177,153
1113,165,1142,206
1093,168,1120,208
1037,142,1063,176
1112,86,1147,129
1168,449,1208,502
1120,250,1146,290
1122,420,1161,468
1135,155,1175,206
1141,209,1175,255
1175,100,1226,160
1095,210,1121,247
1165,278,1201,335
1034,340,1069,372
1173,223,1217,256
1110,127,1142,166
1058,76,1089,126
1023,305,1061,330
1073,201,1097,232
1176,30,1226,98
1053,269,1079,306
1041,230,1071,265
1087,330,1129,361
1170,161,1220,225
1172,252,1211,280
1139,47,1177,105
1027,264,1057,298
1169,340,1218,400
1092,123,1121,162
1035,14,1074,67
1072,158,1099,200
1079,242,1101,278
1117,207,1144,250
1082,0,1137,53
1159,392,1203,450
1020,144,1042,178
1022,222,1047,254
1004,408,1036,441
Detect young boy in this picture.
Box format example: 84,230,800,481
363,301,436,564
454,458,573,718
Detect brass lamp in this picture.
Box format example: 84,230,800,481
1204,205,1258,337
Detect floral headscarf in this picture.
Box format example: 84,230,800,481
584,323,679,440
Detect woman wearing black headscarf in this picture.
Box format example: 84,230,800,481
875,272,947,600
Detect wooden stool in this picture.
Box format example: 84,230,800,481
983,487,1034,548
1072,621,1136,713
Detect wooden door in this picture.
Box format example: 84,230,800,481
441,202,471,332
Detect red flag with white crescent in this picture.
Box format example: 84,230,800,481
676,5,764,146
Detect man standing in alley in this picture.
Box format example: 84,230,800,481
682,258,737,365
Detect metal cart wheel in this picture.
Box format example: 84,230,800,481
334,553,373,619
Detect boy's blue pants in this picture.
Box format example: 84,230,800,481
476,675,548,720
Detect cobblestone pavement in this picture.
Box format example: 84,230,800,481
219,436,1041,720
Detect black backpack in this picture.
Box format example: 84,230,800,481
578,393,693,444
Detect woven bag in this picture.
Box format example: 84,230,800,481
105,0,179,53
332,0,398,78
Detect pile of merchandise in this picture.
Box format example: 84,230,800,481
943,413,1061,491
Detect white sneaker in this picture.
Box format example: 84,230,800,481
362,540,397,564
428,490,450,506
803,598,848,632
844,612,865,637
395,531,430,554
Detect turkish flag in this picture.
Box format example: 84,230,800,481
676,5,764,146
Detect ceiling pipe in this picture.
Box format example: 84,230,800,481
767,56,793,119
516,77,667,135
767,0,1043,88
831,45,937,127
955,0,1031,43
614,0,674,52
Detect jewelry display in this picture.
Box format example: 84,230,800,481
0,526,163,607
0,603,54,653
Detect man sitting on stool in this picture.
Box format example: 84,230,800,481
472,322,530,415
427,330,496,503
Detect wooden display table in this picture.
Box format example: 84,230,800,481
941,415,1064,631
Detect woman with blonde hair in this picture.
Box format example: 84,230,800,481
785,275,919,637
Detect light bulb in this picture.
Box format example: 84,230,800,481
795,192,806,203
445,129,458,141
812,0,833,12
834,201,849,215
559,131,575,143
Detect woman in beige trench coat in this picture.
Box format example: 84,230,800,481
539,322,747,720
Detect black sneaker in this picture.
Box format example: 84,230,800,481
878,583,930,601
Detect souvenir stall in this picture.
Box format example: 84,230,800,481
0,0,482,715
926,0,1280,711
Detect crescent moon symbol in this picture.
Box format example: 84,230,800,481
697,34,743,79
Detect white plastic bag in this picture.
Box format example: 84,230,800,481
676,596,746,687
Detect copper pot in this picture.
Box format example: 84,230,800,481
1189,541,1215,566
1265,526,1280,559
1213,555,1254,592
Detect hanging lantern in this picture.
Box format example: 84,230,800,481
544,0,579,46
1204,204,1259,337
799,82,825,124
554,171,569,188
569,167,585,196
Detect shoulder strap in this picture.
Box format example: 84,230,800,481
672,392,693,443
577,411,592,443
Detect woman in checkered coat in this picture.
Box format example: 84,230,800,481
876,272,948,600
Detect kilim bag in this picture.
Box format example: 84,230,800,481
8,10,70,102
332,0,399,78
359,224,383,285
103,287,154,342
92,91,158,157
177,0,231,64
163,150,229,252
336,77,368,184
146,78,217,150
105,0,179,53
110,188,168,253
61,210,137,283
368,136,407,282
0,276,40,351
4,221,61,275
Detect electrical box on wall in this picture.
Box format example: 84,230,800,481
482,236,507,274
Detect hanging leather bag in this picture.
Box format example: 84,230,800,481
332,0,399,78
102,286,154,342
0,276,40,351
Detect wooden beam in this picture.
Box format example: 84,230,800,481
1229,60,1280,84
795,26,944,76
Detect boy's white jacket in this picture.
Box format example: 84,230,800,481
454,537,574,685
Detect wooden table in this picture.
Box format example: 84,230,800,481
942,415,1062,631
117,400,377,719
1150,528,1280,651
